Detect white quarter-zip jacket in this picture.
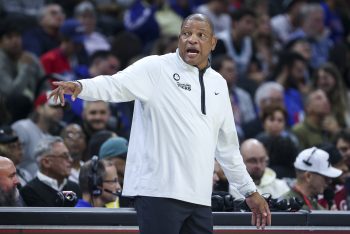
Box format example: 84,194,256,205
78,50,256,206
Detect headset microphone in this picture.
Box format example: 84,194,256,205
104,189,122,197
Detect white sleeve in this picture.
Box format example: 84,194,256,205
215,91,257,197
78,55,161,103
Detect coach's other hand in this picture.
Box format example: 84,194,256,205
245,192,271,229
50,81,82,106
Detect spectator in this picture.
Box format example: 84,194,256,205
318,143,349,210
40,18,87,82
61,124,86,184
281,147,342,211
242,81,285,139
99,137,127,188
0,19,46,103
0,127,32,187
211,54,256,139
214,8,256,78
22,4,65,57
335,130,350,169
271,0,306,44
312,62,350,128
255,105,299,178
288,3,333,69
75,156,121,208
230,139,290,199
195,0,231,35
292,89,332,149
12,91,65,176
86,130,116,161
82,101,113,142
74,1,111,56
0,156,22,206
20,136,81,207
271,52,309,126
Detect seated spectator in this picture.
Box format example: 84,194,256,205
75,156,121,208
211,55,256,139
0,156,22,206
318,144,349,210
22,4,65,57
256,105,300,178
40,18,87,82
12,91,65,176
195,0,231,35
0,127,32,187
312,62,350,128
335,130,350,170
0,19,46,104
20,136,81,207
242,81,285,139
281,147,342,211
292,89,333,149
230,139,290,199
74,1,111,56
270,0,306,44
82,101,114,143
213,8,256,78
99,137,127,188
270,52,309,126
86,130,116,161
288,3,333,69
61,124,86,184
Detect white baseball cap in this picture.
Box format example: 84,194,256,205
294,147,342,178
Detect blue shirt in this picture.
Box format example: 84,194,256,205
75,199,93,208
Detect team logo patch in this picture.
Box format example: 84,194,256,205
173,73,180,81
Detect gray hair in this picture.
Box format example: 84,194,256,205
37,4,62,22
254,81,284,107
34,136,64,163
299,3,323,23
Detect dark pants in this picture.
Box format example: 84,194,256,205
134,196,213,234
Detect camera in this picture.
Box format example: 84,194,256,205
56,191,78,207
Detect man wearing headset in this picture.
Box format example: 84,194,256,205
75,156,121,207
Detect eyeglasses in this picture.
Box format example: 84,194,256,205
245,157,269,165
103,178,118,184
47,152,73,161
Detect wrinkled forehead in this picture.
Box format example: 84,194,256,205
181,15,214,34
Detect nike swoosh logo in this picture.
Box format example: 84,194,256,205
214,92,219,95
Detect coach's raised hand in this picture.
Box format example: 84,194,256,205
50,81,82,106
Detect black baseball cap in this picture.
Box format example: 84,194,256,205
0,129,18,144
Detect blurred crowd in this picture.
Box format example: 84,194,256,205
1,0,350,211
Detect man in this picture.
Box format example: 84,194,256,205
20,136,81,207
292,89,331,149
40,18,87,82
75,156,121,207
242,81,285,138
82,101,113,142
335,130,350,168
213,8,256,78
22,4,65,56
0,127,32,186
99,136,127,188
230,139,290,199
0,156,21,206
0,18,46,119
61,124,86,184
211,55,256,139
12,91,65,176
281,147,342,211
51,14,270,232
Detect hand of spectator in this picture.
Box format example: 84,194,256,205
19,52,35,65
245,192,271,229
50,81,82,106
